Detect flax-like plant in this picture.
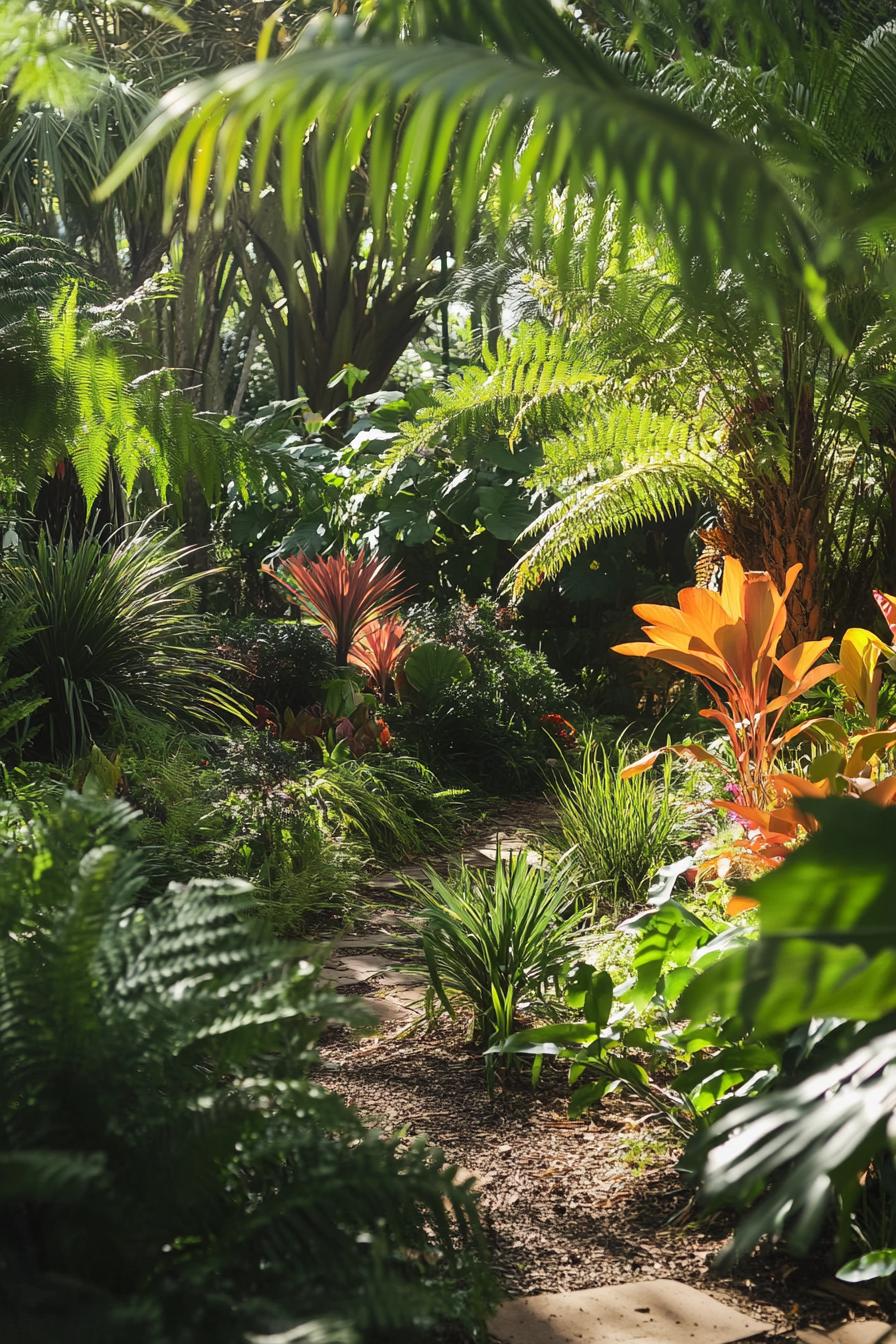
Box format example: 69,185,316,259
348,615,408,698
404,851,584,1048
0,522,244,756
263,549,411,665
614,558,839,807
554,739,686,915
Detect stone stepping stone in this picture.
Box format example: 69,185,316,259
366,865,430,891
329,954,389,981
464,844,547,869
377,969,424,990
318,956,389,989
798,1325,894,1344
335,931,395,949
490,1280,765,1344
358,996,416,1028
319,965,367,989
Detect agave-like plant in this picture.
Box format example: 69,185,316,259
263,549,411,665
613,558,839,808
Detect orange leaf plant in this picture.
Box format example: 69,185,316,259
613,558,838,809
263,549,411,665
348,616,408,698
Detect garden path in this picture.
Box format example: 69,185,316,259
312,802,891,1344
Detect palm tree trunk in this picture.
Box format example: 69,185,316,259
714,382,825,647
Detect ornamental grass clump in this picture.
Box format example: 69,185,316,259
1,522,243,756
404,851,584,1048
554,738,686,915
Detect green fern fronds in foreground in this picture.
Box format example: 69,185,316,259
0,793,496,1342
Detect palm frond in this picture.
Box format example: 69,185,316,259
101,2,816,297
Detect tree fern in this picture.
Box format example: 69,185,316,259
0,792,496,1342
387,323,606,469
510,450,720,595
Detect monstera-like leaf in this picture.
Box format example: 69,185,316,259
403,642,472,702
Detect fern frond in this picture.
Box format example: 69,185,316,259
382,323,605,475
533,401,723,490
509,446,726,596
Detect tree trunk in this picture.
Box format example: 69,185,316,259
715,384,826,646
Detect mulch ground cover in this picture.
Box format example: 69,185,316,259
313,798,883,1341
320,1013,875,1341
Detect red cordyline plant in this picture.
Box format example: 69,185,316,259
613,558,840,808
262,549,412,665
348,616,408,698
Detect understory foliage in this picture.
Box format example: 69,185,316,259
0,793,496,1343
405,850,583,1050
397,599,573,788
681,801,896,1276
121,722,463,932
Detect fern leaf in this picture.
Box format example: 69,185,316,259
509,453,721,596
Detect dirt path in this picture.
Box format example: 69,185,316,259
314,799,877,1343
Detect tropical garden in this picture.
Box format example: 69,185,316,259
2,2,896,1341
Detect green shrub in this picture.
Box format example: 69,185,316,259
680,799,896,1275
553,738,688,915
123,723,359,934
400,598,574,789
404,850,584,1048
211,615,336,716
0,793,496,1342
1,524,244,757
0,596,45,756
310,751,464,865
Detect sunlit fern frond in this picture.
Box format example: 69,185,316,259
532,401,723,490
0,276,254,510
0,225,98,332
379,322,605,475
509,405,734,594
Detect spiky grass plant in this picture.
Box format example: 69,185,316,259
309,752,463,864
554,738,687,915
0,522,245,756
0,792,496,1342
405,850,584,1048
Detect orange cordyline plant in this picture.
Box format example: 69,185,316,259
263,549,412,665
613,558,839,808
874,589,896,642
